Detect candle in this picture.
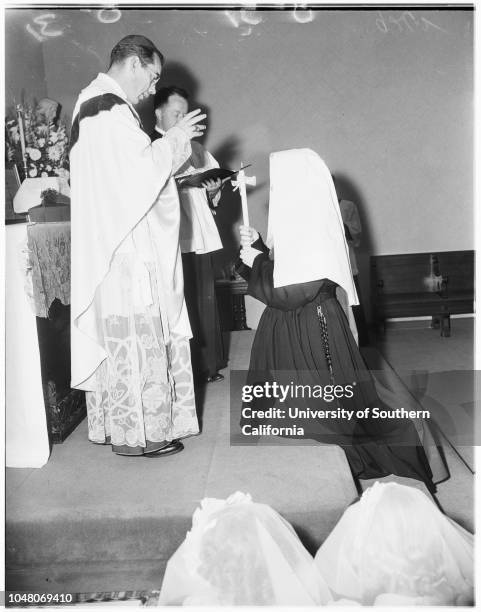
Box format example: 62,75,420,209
16,105,27,178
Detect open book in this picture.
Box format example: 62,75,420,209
175,164,251,188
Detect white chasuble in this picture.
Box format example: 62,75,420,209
70,73,198,447
177,141,223,255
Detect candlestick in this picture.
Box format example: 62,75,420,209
16,105,28,179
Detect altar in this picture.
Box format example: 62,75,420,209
6,222,50,468
27,221,86,443
6,218,85,468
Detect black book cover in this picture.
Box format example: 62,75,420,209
176,165,251,188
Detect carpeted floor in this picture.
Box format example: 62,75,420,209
6,331,358,594
373,317,475,532
6,322,475,594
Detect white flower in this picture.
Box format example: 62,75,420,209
49,132,58,144
47,144,62,162
37,138,46,147
26,147,41,161
55,168,69,180
41,171,48,177
46,165,52,171
36,124,49,137
29,167,38,177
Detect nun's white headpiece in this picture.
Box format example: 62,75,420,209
266,148,358,305
158,491,332,605
314,481,474,605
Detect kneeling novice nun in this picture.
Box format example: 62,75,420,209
237,148,438,492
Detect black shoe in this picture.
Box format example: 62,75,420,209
206,372,225,383
144,440,184,457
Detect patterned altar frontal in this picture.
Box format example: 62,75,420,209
26,221,70,318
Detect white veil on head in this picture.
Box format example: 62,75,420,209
158,491,332,606
314,482,474,606
266,148,358,305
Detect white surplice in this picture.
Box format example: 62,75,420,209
70,73,199,449
177,141,223,255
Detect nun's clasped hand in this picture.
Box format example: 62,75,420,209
239,224,259,247
240,246,262,267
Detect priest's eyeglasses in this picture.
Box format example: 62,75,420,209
144,64,161,88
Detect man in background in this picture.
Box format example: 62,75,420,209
338,193,370,346
152,86,227,384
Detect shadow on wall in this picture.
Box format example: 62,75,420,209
136,59,240,273
136,58,246,278
136,58,271,280
211,135,242,276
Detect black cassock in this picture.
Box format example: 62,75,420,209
182,251,226,381
238,237,434,492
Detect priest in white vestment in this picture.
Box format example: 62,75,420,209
70,35,206,456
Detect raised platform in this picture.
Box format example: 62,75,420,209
6,332,358,594
7,328,474,594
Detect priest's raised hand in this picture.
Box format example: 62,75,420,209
175,108,207,140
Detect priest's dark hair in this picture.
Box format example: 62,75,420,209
109,35,165,69
153,86,189,110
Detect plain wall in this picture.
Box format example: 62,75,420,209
5,7,473,325
5,9,48,111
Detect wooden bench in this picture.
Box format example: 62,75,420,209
370,250,474,337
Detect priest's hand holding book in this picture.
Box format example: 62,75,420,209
201,177,223,200
200,177,224,214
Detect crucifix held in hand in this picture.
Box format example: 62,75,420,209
231,163,256,227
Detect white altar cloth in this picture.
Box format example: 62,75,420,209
6,223,50,468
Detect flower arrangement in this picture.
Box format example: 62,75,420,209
41,188,61,206
5,99,70,182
